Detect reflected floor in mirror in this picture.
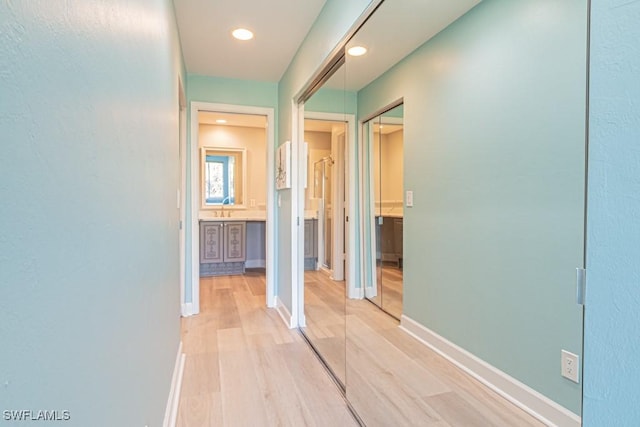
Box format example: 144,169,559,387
301,270,346,386
346,299,545,427
380,264,403,319
177,271,356,427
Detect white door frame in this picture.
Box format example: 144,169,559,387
187,102,276,315
178,80,187,315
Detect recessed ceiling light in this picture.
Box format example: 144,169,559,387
232,28,254,41
215,119,227,124
347,46,367,57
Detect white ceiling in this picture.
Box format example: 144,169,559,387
341,0,480,91
373,123,403,135
199,111,266,128
304,119,345,133
174,0,480,90
174,0,327,81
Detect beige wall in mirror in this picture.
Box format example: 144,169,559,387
198,121,267,215
304,130,331,211
373,125,404,217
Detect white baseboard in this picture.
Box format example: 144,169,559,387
347,285,364,300
181,302,195,317
275,297,295,329
245,259,267,269
163,342,186,427
400,315,581,427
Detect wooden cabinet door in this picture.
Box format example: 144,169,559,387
200,222,223,263
224,222,246,262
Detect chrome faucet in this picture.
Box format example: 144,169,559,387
219,196,231,217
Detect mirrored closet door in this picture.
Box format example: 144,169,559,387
368,105,404,319
344,0,587,425
298,64,348,387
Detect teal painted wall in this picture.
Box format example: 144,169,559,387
583,0,640,425
0,0,184,425
306,87,357,115
188,74,278,107
277,0,373,316
184,75,278,302
356,0,587,413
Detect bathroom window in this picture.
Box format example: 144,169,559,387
201,147,245,208
204,155,235,204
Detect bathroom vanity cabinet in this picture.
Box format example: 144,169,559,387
304,218,318,270
200,221,246,276
376,216,403,267
200,218,316,275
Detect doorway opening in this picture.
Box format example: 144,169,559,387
186,102,276,315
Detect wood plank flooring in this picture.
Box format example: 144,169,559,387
345,298,544,426
177,271,356,427
367,264,403,319
302,270,346,385
178,271,544,426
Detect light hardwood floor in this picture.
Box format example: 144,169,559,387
178,272,544,427
368,264,403,319
177,271,357,427
302,270,346,385
345,299,544,427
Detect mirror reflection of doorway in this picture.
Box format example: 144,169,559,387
368,104,404,319
301,114,348,387
314,154,333,270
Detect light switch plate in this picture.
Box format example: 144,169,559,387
406,190,414,207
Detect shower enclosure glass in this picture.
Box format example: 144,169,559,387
314,157,333,269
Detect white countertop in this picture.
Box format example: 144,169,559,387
200,210,266,221
199,209,319,221
377,212,404,219
200,217,266,222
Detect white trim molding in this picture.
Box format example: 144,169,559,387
275,297,296,329
400,315,581,427
181,303,195,317
163,342,186,427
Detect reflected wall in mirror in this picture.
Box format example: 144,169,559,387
368,104,403,319
198,111,268,211
345,0,587,425
298,65,350,388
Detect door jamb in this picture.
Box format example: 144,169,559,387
178,80,187,316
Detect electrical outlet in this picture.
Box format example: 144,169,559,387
561,350,580,383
